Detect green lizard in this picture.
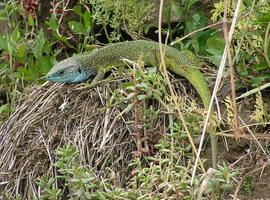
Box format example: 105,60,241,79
46,40,217,168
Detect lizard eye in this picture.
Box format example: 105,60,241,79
59,71,64,75
78,68,82,74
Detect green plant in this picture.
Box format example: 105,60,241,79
0,0,159,122
251,91,270,126
37,144,130,199
204,162,238,199
36,176,62,200
84,0,155,42
211,0,270,87
166,0,226,67
242,176,254,194
0,2,54,82
0,103,11,125
0,1,263,199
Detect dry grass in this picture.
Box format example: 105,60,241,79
0,81,140,197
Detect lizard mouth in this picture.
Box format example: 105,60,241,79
46,74,89,83
46,70,95,83
46,74,71,83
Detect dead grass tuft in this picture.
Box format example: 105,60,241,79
0,81,142,196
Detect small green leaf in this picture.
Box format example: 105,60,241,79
192,13,206,29
35,55,52,75
126,85,136,91
97,192,107,200
186,12,206,33
28,14,34,26
207,35,225,51
14,66,38,81
73,5,82,16
197,29,216,55
253,11,270,23
33,29,45,58
252,63,268,71
11,28,20,42
17,43,26,59
206,48,222,55
68,21,87,35
0,104,11,114
122,82,134,88
126,92,136,100
81,177,95,183
240,70,248,77
243,0,254,7
138,95,147,100
47,13,59,31
83,12,93,31
209,55,223,66
170,1,182,17
251,74,270,86
0,35,8,51
187,0,200,9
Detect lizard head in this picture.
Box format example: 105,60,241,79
46,57,95,83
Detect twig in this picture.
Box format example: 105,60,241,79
158,0,206,172
133,68,143,155
170,21,225,45
223,0,240,138
233,163,269,199
264,22,270,67
191,0,243,184
236,82,270,100
238,116,269,161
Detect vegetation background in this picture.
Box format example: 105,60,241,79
0,0,269,199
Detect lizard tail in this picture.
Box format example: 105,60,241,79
168,63,218,168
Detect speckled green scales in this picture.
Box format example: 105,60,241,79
75,40,211,109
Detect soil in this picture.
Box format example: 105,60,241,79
201,91,270,199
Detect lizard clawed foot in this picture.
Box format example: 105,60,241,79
77,79,108,90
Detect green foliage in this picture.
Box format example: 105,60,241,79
204,32,225,66
37,142,237,199
167,0,226,65
109,62,167,112
0,1,267,198
0,3,53,81
34,61,237,198
37,176,62,200
85,0,155,41
0,0,156,108
0,103,11,125
251,91,270,126
204,163,238,198
124,67,167,101
242,176,254,194
211,0,270,87
37,144,129,200
170,0,269,87
128,158,195,199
